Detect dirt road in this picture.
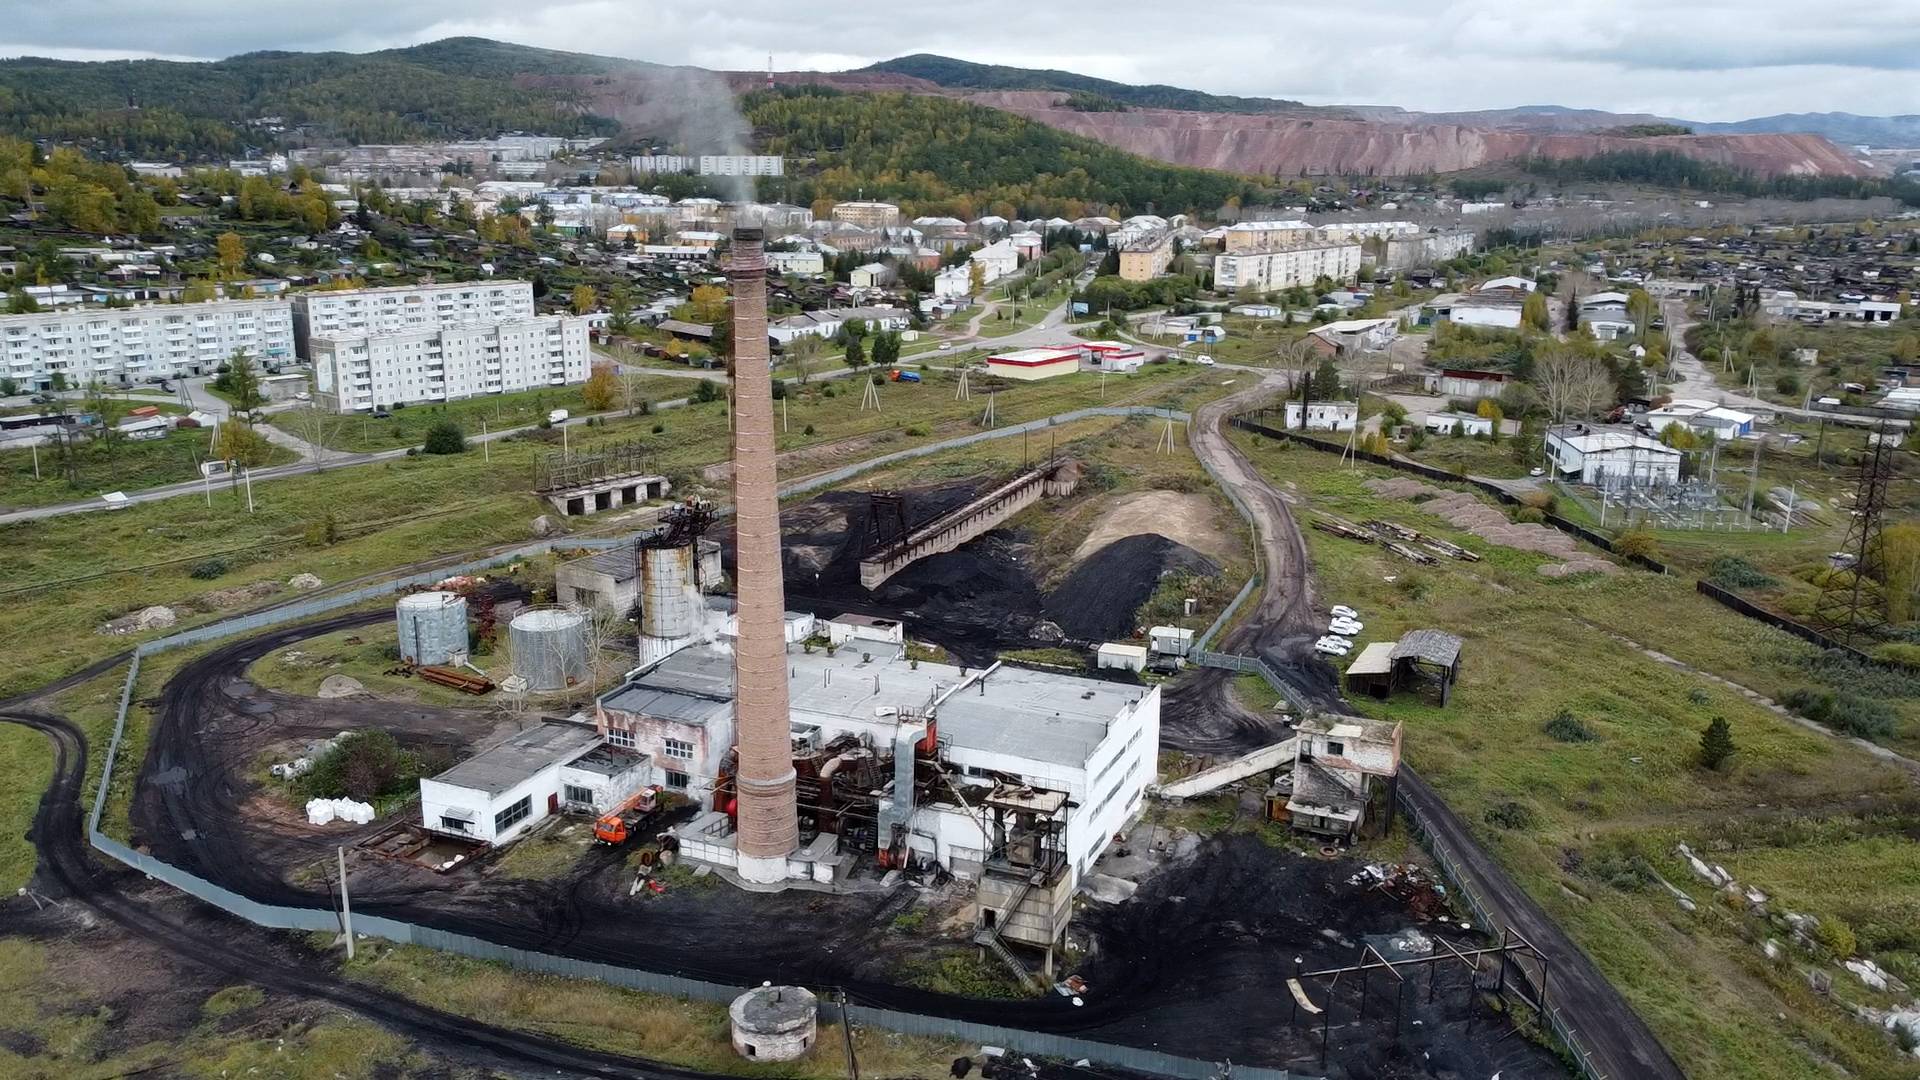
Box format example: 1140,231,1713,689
1175,375,1687,1080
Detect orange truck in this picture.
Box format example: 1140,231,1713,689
593,787,661,845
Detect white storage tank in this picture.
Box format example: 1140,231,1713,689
509,606,591,691
396,591,468,667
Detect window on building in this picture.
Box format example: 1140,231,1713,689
1326,741,1345,758
664,738,694,760
607,728,635,749
563,784,594,806
493,795,532,834
665,770,689,790
440,816,470,833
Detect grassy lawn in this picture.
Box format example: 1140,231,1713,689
1401,431,1534,479
0,428,298,510
0,725,52,894
1232,431,1920,1080
247,623,505,709
338,941,964,1077
975,286,1071,338
0,937,428,1078
491,818,596,880
270,375,702,453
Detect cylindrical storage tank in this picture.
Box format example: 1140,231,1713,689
509,606,591,692
640,544,697,639
729,985,817,1062
395,591,468,667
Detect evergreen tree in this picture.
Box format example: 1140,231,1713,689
1698,716,1734,770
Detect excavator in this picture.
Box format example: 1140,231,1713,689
592,786,662,846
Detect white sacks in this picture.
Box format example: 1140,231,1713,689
306,797,376,826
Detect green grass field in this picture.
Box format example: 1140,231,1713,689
1232,431,1920,1080
270,375,705,453
0,428,298,510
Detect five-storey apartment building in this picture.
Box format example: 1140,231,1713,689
290,281,536,358
311,316,590,414
0,299,294,390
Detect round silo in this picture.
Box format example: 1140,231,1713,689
395,591,468,667
509,606,591,691
640,544,698,639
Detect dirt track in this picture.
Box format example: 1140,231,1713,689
1176,388,1686,1080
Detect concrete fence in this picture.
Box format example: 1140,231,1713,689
80,402,1325,1080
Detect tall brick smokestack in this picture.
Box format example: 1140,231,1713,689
726,226,799,883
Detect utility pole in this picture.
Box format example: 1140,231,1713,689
481,419,489,463
30,442,38,480
837,989,860,1080
1742,432,1762,519
244,466,254,514
337,846,355,959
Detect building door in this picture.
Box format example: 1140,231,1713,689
547,792,559,815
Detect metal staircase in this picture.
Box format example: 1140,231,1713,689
973,869,1045,991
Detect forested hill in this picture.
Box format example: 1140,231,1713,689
0,38,628,158
744,86,1272,218
859,54,1314,114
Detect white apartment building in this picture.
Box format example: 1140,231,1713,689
0,299,294,390
291,281,535,358
1213,241,1364,292
311,315,590,413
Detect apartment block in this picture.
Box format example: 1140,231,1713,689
1213,241,1364,292
0,298,294,390
1117,230,1177,282
829,201,903,230
311,315,591,414
291,281,535,358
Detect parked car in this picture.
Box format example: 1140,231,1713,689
1313,636,1352,657
548,408,570,424
1329,617,1364,637
1528,466,1545,477
370,409,393,419
1194,355,1215,366
1330,605,1359,620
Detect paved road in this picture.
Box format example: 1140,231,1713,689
1181,383,1687,1080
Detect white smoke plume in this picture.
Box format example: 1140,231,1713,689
629,65,759,204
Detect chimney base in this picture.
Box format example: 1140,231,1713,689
736,852,790,886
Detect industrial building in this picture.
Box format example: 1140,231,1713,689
1641,399,1755,440
1212,241,1363,292
1281,715,1403,840
0,298,294,390
420,720,649,845
1545,425,1683,486
309,315,591,413
597,644,1161,891
555,539,723,618
1283,400,1359,432
290,280,535,357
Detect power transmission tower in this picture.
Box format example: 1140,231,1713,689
1811,424,1895,645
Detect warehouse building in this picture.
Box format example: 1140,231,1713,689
419,721,650,846
986,346,1082,381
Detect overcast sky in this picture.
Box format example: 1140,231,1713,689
4,0,1918,122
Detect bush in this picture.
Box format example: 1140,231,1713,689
295,729,424,802
1782,687,1898,739
1514,506,1545,524
652,423,665,434
904,424,929,437
1485,800,1538,831
1543,710,1596,742
693,380,722,404
1872,643,1920,671
1811,915,1858,960
803,424,816,436
1708,555,1777,590
189,558,228,580
422,420,466,455
1519,490,1558,514
302,513,339,548
1612,527,1659,560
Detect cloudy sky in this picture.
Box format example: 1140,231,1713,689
5,0,1918,122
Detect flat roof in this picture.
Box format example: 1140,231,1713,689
431,721,604,797
1297,713,1400,742
988,347,1081,366
613,644,1147,770
1344,641,1396,677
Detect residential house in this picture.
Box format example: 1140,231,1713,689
970,240,1019,285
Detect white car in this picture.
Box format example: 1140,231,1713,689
1194,355,1215,366
939,342,953,351
1329,605,1359,620
1529,466,1545,477
1314,636,1353,657
1329,618,1364,637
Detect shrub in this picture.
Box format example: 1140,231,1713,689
692,380,722,404
904,424,929,437
1872,643,1920,671
295,729,423,802
1514,507,1545,524
1708,555,1777,590
651,423,665,434
1543,710,1596,742
1612,527,1659,559
1811,915,1858,960
803,424,816,436
422,420,466,455
1698,715,1735,769
1519,490,1557,514
1485,800,1537,831
302,513,339,548
189,558,228,580
1782,687,1897,739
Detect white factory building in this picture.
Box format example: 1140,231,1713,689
291,280,536,358
595,640,1162,887
1545,425,1683,486
1641,399,1755,440
1283,400,1360,431
0,298,295,390
420,721,650,846
310,315,591,413
1212,241,1363,292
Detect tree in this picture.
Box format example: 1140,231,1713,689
213,421,274,468
182,278,217,303
581,362,619,411
6,288,37,314
278,406,344,472
571,284,597,316
843,334,867,368
1880,521,1920,625
215,232,247,279
1521,291,1550,333
1534,344,1614,425
1310,357,1342,400
1698,716,1734,770
216,351,264,421
83,381,129,469
423,420,467,455
1476,399,1505,442
871,332,901,367
607,285,633,333
788,335,825,384
968,260,986,296
686,284,729,324
1626,288,1656,342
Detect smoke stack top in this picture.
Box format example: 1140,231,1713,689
733,225,765,243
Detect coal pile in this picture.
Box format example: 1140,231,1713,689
867,532,1051,659
1045,534,1220,641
